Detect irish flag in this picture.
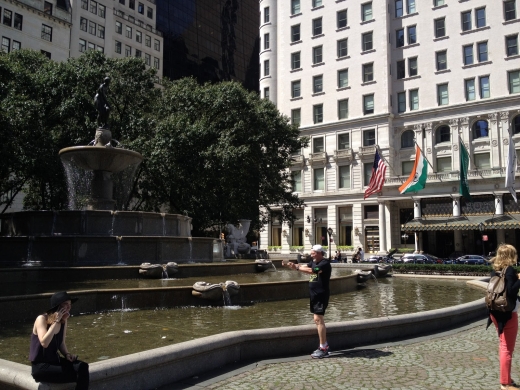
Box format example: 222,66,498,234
399,146,427,194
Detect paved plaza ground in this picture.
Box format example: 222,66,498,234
162,318,518,390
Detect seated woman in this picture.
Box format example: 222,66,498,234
30,291,89,389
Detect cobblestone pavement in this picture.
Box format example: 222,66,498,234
164,319,520,390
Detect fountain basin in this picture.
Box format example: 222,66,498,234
59,146,143,173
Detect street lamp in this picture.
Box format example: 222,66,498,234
478,222,485,256
402,232,409,249
327,227,333,260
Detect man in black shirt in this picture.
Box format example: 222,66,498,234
283,244,332,358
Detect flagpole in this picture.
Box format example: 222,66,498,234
414,141,434,171
375,145,399,177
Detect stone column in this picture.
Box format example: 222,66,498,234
378,202,386,254
452,196,462,251
453,197,461,217
495,194,505,246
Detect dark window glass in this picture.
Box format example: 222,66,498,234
436,125,451,144
396,60,405,79
472,120,489,139
396,29,404,47
14,13,22,30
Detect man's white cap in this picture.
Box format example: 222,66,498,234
312,244,324,253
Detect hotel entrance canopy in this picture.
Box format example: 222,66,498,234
401,214,520,231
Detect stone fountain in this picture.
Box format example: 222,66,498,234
0,78,223,267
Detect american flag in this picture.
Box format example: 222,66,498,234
364,150,387,199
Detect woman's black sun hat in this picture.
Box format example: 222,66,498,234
46,291,78,314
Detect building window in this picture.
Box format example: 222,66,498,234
264,87,269,100
337,10,347,28
401,130,414,148
472,120,489,139
41,50,51,59
291,80,301,98
465,78,476,101
98,4,106,18
147,7,153,19
363,63,374,82
395,0,404,17
145,53,151,66
408,26,417,44
362,2,373,22
437,83,448,105
479,76,490,98
409,89,419,111
402,161,414,175
291,109,301,126
313,18,322,36
436,157,452,172
396,28,405,47
145,35,151,47
478,41,488,62
96,46,104,53
436,50,447,70
463,44,473,65
154,39,160,51
313,75,323,94
313,46,323,64
135,49,141,58
313,168,324,191
41,24,52,42
13,13,22,30
136,31,142,43
474,153,491,169
79,39,87,53
313,137,324,153
292,171,302,192
291,25,300,42
506,35,519,56
409,57,418,76
264,60,270,76
129,0,135,9
363,163,373,186
338,133,350,149
3,9,12,27
119,0,125,5
338,69,348,88
116,21,122,34
1,36,10,53
44,1,53,15
509,70,520,94
363,129,376,146
363,95,374,115
461,11,472,31
397,92,406,113
264,33,269,50
475,7,486,28
434,18,445,38
90,0,97,14
407,0,416,14
313,104,323,124
138,2,144,14
89,21,97,36
337,39,348,58
435,0,445,6
98,26,105,39
291,0,300,15
513,115,520,134
504,1,517,21
396,60,405,80
362,32,373,51
339,166,351,189
291,52,300,70
88,42,95,51
436,125,450,144
313,0,322,7
338,99,349,119
12,40,20,51
125,45,131,57
264,7,269,24
115,41,121,54
154,57,160,69
81,0,88,10
126,26,132,39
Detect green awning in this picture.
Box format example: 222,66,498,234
401,214,520,231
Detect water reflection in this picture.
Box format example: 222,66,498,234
0,278,483,365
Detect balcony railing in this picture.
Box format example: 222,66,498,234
358,145,376,156
333,148,353,162
309,152,327,165
290,154,304,167
114,9,163,37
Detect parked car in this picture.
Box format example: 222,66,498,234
402,254,439,264
455,255,489,265
365,255,384,263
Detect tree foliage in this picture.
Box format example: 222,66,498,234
0,51,305,236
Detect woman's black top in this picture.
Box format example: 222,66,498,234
487,266,520,334
29,324,64,364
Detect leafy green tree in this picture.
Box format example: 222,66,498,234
139,78,306,235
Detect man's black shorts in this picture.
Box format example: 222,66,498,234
310,293,329,315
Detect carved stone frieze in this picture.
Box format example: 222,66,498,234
489,112,498,122
504,138,509,145
500,111,510,121
453,144,459,151
492,140,498,147
460,117,469,126
427,147,432,154
449,118,459,127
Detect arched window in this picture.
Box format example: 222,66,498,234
513,115,520,135
472,120,489,139
401,130,414,148
435,125,450,144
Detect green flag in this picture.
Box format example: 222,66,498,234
459,139,472,201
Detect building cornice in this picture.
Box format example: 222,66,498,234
6,0,72,26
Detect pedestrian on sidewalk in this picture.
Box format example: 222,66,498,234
487,244,520,390
282,244,332,358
